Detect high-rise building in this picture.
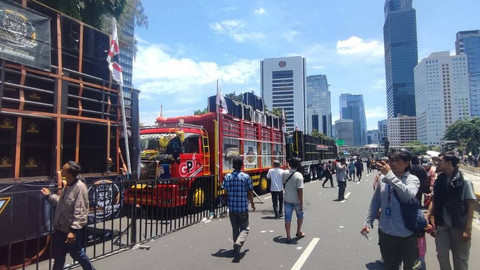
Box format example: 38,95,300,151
306,75,332,137
339,94,367,146
261,56,306,132
383,0,418,118
119,20,135,88
334,119,354,147
367,130,380,144
388,115,417,146
456,30,480,117
414,52,470,145
378,119,388,143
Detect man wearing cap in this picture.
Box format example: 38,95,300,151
40,161,95,270
222,155,255,263
267,160,284,219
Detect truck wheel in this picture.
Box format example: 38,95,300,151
255,173,270,195
187,178,212,214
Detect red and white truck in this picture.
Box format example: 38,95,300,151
124,95,285,211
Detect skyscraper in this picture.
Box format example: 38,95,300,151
306,75,332,137
456,30,480,117
383,0,418,118
339,94,367,146
414,52,470,145
335,119,354,147
378,119,388,143
261,56,306,132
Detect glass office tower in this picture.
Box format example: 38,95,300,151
383,0,418,118
339,94,367,146
456,30,480,117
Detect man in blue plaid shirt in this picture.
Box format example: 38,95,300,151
222,155,255,263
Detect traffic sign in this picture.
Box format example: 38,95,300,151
336,139,345,146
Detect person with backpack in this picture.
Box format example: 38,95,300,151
282,158,305,244
426,152,477,270
361,149,420,269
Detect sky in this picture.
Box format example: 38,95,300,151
132,0,480,131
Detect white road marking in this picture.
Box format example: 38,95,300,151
291,237,320,270
356,182,361,185
311,180,318,183
264,196,271,200
340,192,351,203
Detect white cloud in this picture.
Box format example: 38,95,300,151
283,30,300,42
365,106,387,119
371,78,386,91
254,8,266,15
209,20,265,42
133,41,260,114
336,36,383,57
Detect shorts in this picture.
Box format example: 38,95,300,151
284,201,304,222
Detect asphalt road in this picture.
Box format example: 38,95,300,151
83,170,480,270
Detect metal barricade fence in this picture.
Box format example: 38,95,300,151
0,175,227,270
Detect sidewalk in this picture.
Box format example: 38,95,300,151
459,165,480,200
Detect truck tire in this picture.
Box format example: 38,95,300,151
255,173,270,195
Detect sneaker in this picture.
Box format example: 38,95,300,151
375,258,384,264
279,213,284,218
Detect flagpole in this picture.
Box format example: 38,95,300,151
215,80,220,177
119,85,132,175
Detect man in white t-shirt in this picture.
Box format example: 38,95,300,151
282,158,305,243
267,160,284,219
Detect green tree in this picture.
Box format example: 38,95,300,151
443,117,480,155
225,92,243,102
404,141,427,156
193,108,208,115
310,129,332,141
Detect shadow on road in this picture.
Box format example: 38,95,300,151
273,236,298,245
211,248,249,261
365,261,385,270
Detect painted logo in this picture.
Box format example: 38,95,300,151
0,197,11,214
88,179,121,223
0,8,37,48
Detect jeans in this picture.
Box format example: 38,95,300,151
229,211,250,247
378,229,418,270
52,230,95,270
337,181,346,200
271,191,283,217
284,202,304,222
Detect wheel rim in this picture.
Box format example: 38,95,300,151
193,188,205,207
260,176,268,191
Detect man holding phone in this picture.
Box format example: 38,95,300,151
361,150,420,269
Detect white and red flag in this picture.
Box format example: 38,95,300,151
215,81,228,114
281,108,287,133
106,17,123,85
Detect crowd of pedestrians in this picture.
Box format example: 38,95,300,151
219,151,476,268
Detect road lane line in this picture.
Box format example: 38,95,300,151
291,237,320,270
345,192,351,199
264,196,271,200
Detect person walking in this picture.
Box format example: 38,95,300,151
222,155,255,263
360,150,420,270
282,158,305,244
426,152,477,270
348,159,356,181
322,161,334,188
40,161,95,270
267,160,284,219
335,158,348,201
355,158,364,181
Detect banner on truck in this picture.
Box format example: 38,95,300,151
0,1,51,70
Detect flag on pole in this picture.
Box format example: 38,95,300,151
281,108,287,133
215,81,228,114
106,17,123,85
295,122,299,131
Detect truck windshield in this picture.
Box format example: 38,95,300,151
140,132,200,157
